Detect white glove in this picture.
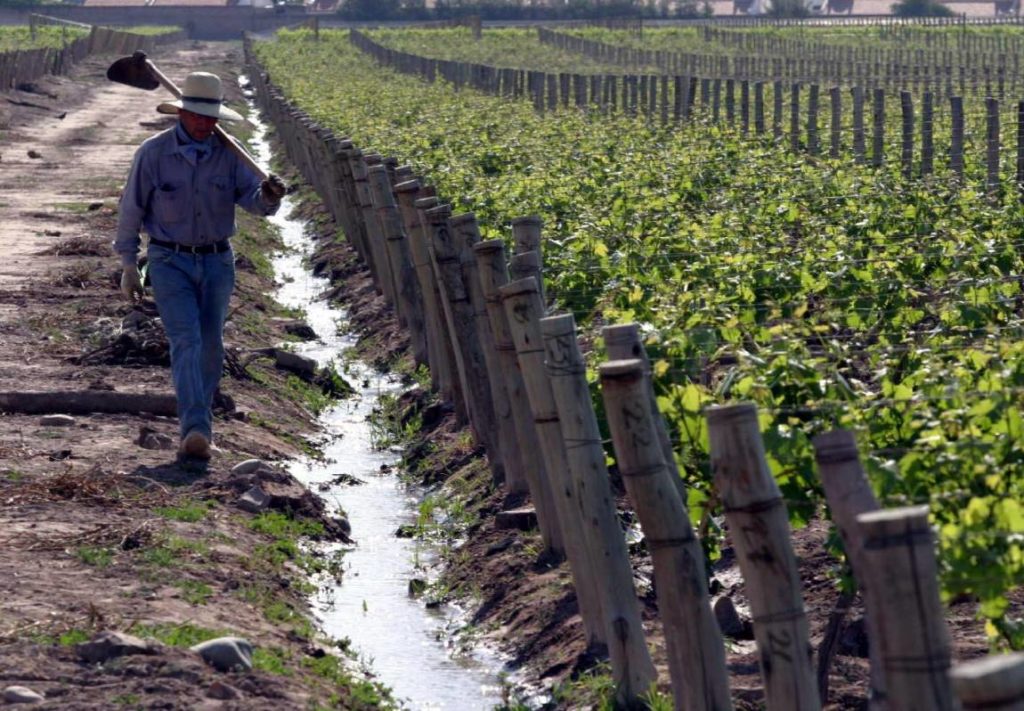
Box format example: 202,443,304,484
120,267,144,302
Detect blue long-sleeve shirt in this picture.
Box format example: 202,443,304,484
114,123,279,266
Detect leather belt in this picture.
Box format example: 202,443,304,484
149,237,231,255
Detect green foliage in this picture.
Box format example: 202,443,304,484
0,26,88,51
154,499,215,523
177,580,214,606
249,511,326,538
75,546,112,568
257,28,1024,647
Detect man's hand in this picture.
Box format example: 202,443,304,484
261,174,287,203
120,267,144,302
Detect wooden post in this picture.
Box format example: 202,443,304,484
424,205,487,439
951,653,1024,711
774,80,784,141
451,216,526,493
394,182,445,393
872,88,885,168
987,96,1001,198
922,91,935,176
900,91,914,179
755,81,766,135
451,278,605,648
367,167,428,368
598,357,732,711
852,86,866,164
791,83,801,152
951,95,965,181
829,86,842,159
532,313,657,707
348,151,385,296
741,80,750,135
856,506,954,711
473,240,544,500
707,404,820,710
602,324,685,501
813,431,885,710
808,84,820,156
416,198,466,420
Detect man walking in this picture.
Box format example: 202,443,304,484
115,71,286,461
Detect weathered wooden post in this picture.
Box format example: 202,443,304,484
856,506,954,711
424,205,488,438
987,96,1001,198
872,88,885,168
774,80,784,141
707,404,820,710
807,84,820,156
951,653,1024,711
394,181,445,393
473,240,544,500
755,81,766,134
457,276,605,647
348,151,386,296
900,90,914,179
451,215,523,491
791,83,801,152
367,167,428,368
922,91,935,176
1017,100,1024,195
813,431,885,710
829,86,842,159
951,95,965,181
416,198,467,420
533,312,657,708
852,86,866,164
599,356,733,711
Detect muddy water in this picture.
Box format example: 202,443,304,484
246,116,508,709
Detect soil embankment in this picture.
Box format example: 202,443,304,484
0,43,387,709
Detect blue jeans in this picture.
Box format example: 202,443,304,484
147,244,235,441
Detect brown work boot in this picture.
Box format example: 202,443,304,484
179,431,211,461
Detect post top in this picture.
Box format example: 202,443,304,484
511,215,542,227
498,277,539,299
383,156,399,168
812,430,860,465
363,153,383,165
393,179,421,193
705,402,758,425
538,312,575,336
602,323,641,346
449,213,477,227
425,204,452,219
598,359,646,382
473,239,505,254
414,197,439,209
367,164,387,175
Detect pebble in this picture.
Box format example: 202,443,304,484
231,459,267,476
76,630,159,664
236,484,271,514
206,680,243,700
39,414,75,427
191,637,253,672
2,685,44,703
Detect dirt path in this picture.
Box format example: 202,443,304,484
0,44,385,709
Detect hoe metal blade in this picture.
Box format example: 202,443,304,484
106,51,160,91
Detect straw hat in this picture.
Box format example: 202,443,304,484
157,72,243,122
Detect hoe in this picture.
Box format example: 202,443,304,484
106,50,272,183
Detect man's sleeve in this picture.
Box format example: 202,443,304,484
114,147,154,266
235,154,280,217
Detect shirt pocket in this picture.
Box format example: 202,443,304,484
209,175,236,223
153,183,185,224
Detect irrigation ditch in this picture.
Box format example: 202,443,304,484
246,109,520,709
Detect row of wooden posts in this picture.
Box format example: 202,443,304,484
0,20,183,92
244,41,1024,711
351,29,1024,195
537,26,1024,98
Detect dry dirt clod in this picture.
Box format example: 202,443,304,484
207,681,243,700
76,630,160,664
191,637,253,673
38,414,75,427
26,150,41,159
